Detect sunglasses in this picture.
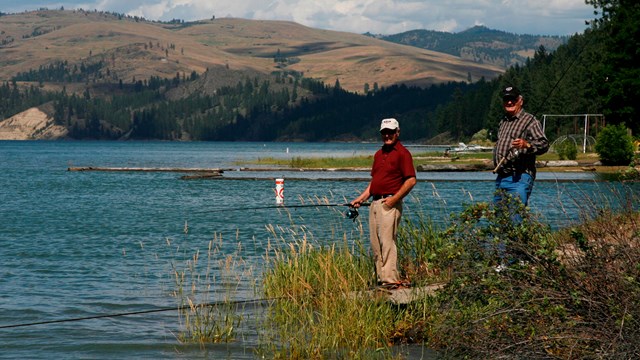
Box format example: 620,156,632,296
380,129,397,136
503,96,519,104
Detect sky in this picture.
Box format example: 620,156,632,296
2,0,597,36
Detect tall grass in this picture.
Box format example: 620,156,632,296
171,230,249,344
259,221,429,358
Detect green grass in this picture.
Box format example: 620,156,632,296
260,237,400,358
237,150,607,169
238,155,374,168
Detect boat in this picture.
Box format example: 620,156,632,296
449,142,493,153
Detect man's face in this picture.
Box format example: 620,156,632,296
503,95,523,117
380,128,399,146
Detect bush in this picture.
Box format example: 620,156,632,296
427,198,640,359
595,123,635,165
557,139,578,160
469,129,493,147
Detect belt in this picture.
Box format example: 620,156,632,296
372,194,394,200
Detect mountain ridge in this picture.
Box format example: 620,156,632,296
372,25,568,68
0,9,502,95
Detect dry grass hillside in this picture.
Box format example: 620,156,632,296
0,9,503,93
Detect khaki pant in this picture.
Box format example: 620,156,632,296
369,199,402,284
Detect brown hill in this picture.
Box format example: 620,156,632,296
0,9,502,93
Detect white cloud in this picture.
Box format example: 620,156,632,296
4,0,595,35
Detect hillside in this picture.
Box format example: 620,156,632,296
375,26,568,68
0,10,502,94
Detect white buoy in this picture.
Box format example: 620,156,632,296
275,178,284,204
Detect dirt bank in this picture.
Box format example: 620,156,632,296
0,107,68,140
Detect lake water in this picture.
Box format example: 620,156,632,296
0,141,637,359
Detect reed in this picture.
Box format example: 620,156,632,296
259,221,416,358
397,192,453,285
171,231,247,344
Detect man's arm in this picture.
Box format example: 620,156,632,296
350,182,372,208
516,119,549,155
383,176,416,208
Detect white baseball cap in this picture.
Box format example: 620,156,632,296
380,118,399,131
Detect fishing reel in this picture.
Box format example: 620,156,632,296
345,206,359,221
493,147,521,174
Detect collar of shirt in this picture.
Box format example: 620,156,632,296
381,141,400,152
504,108,524,121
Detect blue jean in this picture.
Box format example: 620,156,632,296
493,172,534,206
492,172,534,261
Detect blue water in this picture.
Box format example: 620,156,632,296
0,141,637,359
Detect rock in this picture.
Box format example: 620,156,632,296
545,160,579,167
0,107,68,140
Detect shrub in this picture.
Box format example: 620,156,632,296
556,139,578,160
470,129,493,147
426,194,640,359
595,123,635,165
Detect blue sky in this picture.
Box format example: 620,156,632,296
1,0,596,36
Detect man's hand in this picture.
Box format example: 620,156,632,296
382,196,397,208
511,138,530,149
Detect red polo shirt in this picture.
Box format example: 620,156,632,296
370,141,416,196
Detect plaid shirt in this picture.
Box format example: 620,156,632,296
493,109,549,178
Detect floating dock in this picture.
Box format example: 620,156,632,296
68,166,224,173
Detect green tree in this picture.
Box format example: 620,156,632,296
594,123,634,165
586,0,640,134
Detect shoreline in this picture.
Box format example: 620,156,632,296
68,161,631,174
67,165,631,182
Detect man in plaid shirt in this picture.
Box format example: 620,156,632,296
493,85,549,206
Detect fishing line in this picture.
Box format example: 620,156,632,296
210,202,369,212
189,202,371,221
494,34,594,173
0,297,283,330
530,35,593,118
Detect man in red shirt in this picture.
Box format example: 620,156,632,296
350,118,417,288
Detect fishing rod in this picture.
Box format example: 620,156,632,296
243,202,370,222
493,36,593,174
227,202,369,211
197,202,371,221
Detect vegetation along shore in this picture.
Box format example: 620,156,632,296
170,188,640,358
